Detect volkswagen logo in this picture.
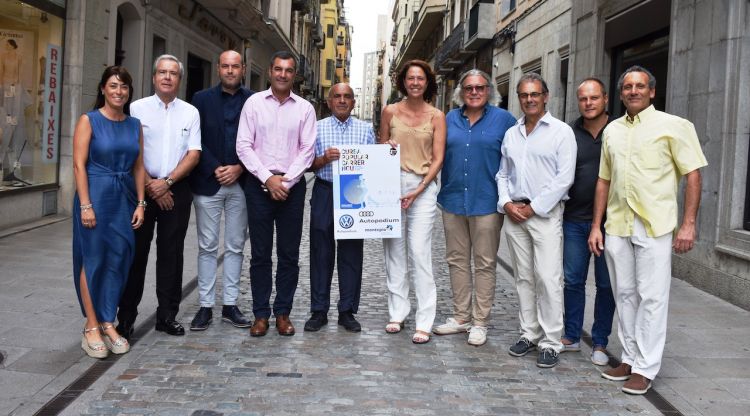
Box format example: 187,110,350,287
339,214,354,229
358,211,375,217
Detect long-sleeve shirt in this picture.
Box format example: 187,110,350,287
314,115,375,182
496,111,577,218
130,94,202,179
438,104,517,216
235,88,316,188
189,84,253,196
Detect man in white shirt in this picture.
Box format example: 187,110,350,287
116,54,201,338
496,72,577,368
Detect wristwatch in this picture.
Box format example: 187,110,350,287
164,176,174,187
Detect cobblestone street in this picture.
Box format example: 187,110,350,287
67,182,656,416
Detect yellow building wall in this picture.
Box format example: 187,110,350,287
320,1,338,97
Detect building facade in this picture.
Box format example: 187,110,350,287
384,0,750,309
361,51,378,121
0,0,324,230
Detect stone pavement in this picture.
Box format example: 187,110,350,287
0,176,748,415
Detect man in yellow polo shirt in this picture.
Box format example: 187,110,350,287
588,65,707,395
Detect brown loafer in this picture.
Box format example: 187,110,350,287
602,363,631,381
275,315,295,336
622,373,652,395
250,318,269,337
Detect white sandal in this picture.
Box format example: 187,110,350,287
100,324,130,354
385,321,405,333
81,326,109,359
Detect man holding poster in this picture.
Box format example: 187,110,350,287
305,83,374,333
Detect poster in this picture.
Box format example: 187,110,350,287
333,144,401,239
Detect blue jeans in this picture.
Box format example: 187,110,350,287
562,220,615,348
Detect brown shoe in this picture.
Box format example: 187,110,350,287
602,363,631,381
250,318,269,337
622,373,652,395
275,315,295,336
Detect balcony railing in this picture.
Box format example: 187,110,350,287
435,24,464,69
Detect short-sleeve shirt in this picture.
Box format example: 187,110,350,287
599,105,708,237
130,94,202,179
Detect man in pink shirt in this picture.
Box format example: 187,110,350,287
236,51,316,337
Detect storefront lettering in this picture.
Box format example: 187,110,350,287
42,45,61,163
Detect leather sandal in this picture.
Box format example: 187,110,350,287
385,321,405,334
81,326,109,359
100,324,130,354
412,331,431,344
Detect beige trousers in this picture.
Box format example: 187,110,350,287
442,211,503,327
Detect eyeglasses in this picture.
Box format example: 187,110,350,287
463,84,488,93
517,92,544,99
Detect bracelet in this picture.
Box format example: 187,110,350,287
137,200,147,207
80,203,93,211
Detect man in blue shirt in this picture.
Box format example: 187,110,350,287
305,83,375,332
433,69,516,346
188,50,253,331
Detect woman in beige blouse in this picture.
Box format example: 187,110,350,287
378,59,446,344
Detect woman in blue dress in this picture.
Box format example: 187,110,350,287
73,66,146,358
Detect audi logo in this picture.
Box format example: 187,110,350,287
358,211,375,217
339,215,354,229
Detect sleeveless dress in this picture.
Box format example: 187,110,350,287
73,110,141,323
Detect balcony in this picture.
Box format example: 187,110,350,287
296,54,308,83
336,58,343,68
336,35,344,45
291,0,311,15
464,0,494,49
393,0,444,67
313,23,324,48
435,23,471,75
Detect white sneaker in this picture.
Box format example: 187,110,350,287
467,326,488,346
433,317,471,335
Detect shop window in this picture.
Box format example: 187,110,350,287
0,0,64,191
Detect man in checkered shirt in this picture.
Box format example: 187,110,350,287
305,83,375,333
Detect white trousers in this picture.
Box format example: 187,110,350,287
505,203,564,352
605,215,672,380
383,171,438,332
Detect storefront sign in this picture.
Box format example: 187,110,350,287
42,44,61,164
333,144,402,240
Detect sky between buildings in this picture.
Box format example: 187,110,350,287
346,0,391,90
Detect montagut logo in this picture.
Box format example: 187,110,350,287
358,211,375,217
339,215,354,229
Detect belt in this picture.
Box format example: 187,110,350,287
512,199,531,205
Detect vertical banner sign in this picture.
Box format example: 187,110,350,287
42,44,61,164
333,144,402,239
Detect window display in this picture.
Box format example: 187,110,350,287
0,1,64,191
